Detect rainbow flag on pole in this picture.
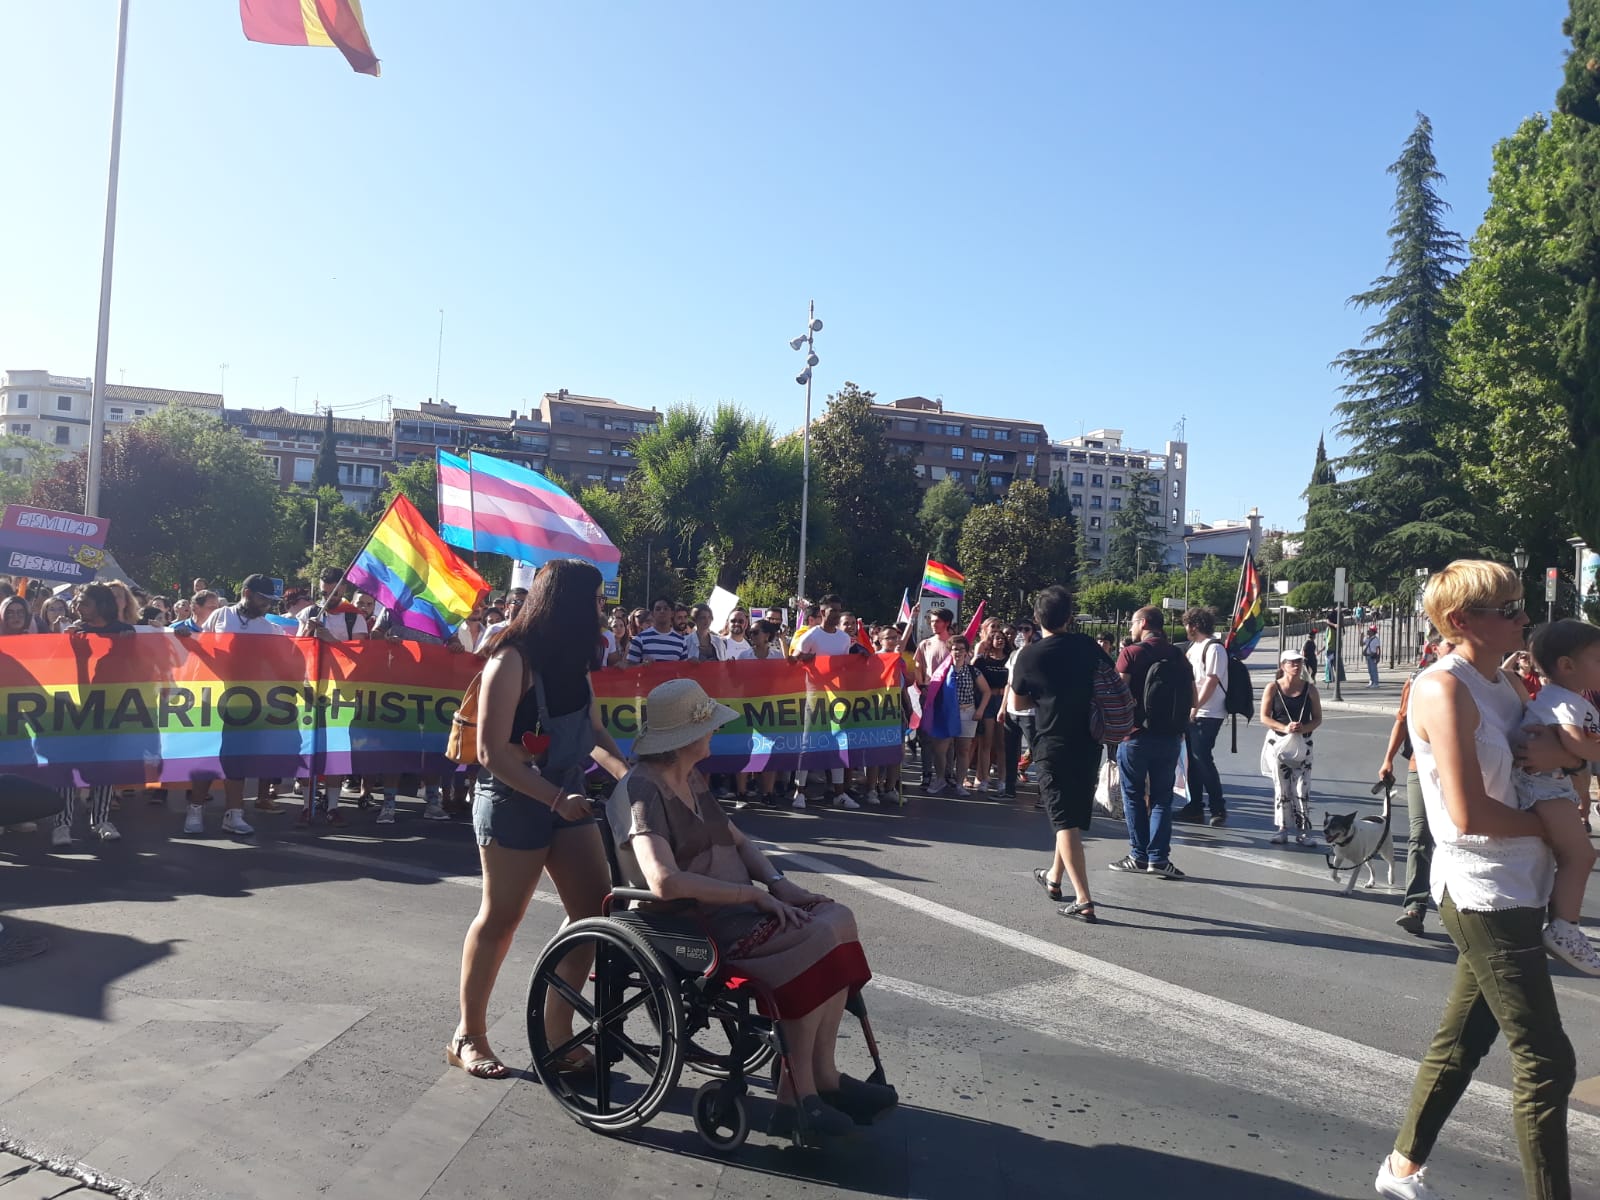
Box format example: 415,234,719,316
1225,550,1265,658
346,493,487,640
922,557,965,600
435,450,474,551
239,0,381,75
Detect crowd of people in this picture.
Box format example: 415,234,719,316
5,556,1598,1184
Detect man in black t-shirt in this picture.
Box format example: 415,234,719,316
1009,585,1125,924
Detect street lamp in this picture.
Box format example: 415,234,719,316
789,302,822,606
1513,546,1528,574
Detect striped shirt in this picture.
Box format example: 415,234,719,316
627,627,691,664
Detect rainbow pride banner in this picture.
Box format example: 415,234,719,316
0,637,904,785
0,634,478,787
593,655,906,773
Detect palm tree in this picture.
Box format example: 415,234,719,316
630,405,805,594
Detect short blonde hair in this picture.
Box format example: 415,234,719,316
1423,560,1520,633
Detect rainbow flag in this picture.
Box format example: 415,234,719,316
923,557,965,600
435,450,474,551
239,0,381,75
468,452,620,582
346,494,487,640
1226,550,1265,658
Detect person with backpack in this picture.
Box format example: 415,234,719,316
1177,606,1228,827
1260,649,1323,844
1112,606,1196,880
1362,624,1382,688
1010,586,1134,924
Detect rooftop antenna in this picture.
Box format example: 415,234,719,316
434,308,445,406
1174,414,1187,441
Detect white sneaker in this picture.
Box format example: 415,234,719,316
50,824,73,848
791,791,807,810
220,809,255,836
1270,830,1289,844
1543,919,1600,976
184,805,204,835
864,790,881,806
95,821,121,842
376,799,397,825
422,801,449,821
883,789,899,805
1375,1157,1446,1199
834,793,861,810
925,781,948,797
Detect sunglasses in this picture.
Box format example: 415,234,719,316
1466,599,1526,620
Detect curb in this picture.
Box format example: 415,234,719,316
0,1131,142,1199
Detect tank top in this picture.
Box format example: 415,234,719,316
1272,685,1312,725
1408,655,1552,912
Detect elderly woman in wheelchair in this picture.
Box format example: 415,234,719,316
527,677,896,1149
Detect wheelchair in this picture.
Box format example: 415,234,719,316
524,807,890,1152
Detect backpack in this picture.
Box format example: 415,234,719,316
1140,649,1194,736
1089,658,1135,743
1222,645,1255,719
446,672,484,766
447,650,529,766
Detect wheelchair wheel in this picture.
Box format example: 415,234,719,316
527,917,685,1134
689,1015,777,1082
691,1080,750,1153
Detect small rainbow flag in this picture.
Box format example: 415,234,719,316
346,493,487,640
1226,550,1265,659
923,557,965,600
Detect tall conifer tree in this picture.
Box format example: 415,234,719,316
1330,113,1475,581
1557,0,1600,548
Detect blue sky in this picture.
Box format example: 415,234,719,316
0,1,1574,534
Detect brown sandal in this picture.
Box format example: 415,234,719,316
550,1048,595,1075
446,1033,510,1080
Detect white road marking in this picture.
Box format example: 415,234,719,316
769,844,1600,1171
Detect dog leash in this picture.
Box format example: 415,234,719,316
1324,779,1393,875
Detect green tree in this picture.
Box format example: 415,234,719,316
1286,581,1334,612
314,410,341,491
630,404,804,595
955,479,1074,616
376,455,439,525
1076,580,1145,620
919,478,971,568
0,436,63,508
807,382,923,615
31,407,279,591
970,464,996,507
1101,473,1167,581
304,486,371,582
1556,2,1600,549
1330,112,1476,581
1295,433,1346,582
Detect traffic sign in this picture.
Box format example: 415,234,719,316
1333,567,1348,606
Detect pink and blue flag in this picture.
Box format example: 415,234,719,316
467,452,620,581
435,450,474,551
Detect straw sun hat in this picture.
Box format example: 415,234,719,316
634,678,739,757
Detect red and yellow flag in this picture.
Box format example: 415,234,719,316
239,0,381,76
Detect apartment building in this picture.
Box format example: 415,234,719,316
0,369,222,465
535,390,661,491
1048,430,1189,566
224,408,394,509
392,400,553,474
873,396,1048,493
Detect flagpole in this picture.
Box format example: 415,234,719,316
84,0,131,519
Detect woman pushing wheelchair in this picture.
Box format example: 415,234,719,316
609,677,898,1140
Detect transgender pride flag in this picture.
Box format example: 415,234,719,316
468,452,620,581
435,450,474,550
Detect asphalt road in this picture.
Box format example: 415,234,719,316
2,700,1598,1200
